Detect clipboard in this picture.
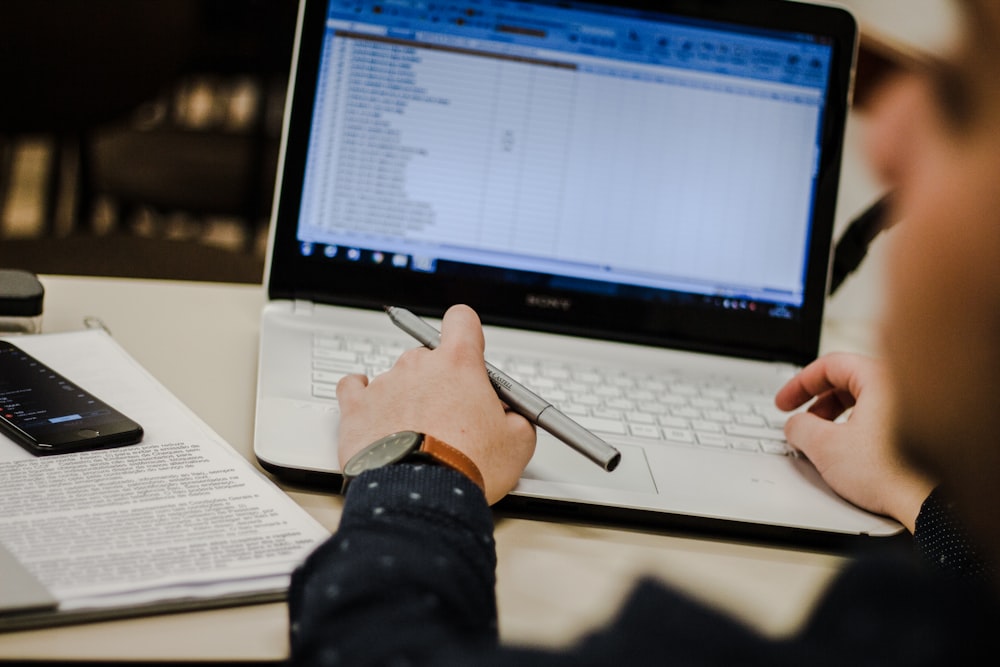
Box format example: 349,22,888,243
0,329,329,632
0,542,58,617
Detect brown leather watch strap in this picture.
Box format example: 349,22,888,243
419,435,485,494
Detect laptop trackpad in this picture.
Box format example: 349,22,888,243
521,434,655,493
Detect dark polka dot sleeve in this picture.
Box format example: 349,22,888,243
286,472,1000,666
913,487,994,583
287,463,498,666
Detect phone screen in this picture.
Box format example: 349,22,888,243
0,340,143,454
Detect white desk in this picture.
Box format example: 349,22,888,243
0,274,868,662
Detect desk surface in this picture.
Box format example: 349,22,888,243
0,274,878,662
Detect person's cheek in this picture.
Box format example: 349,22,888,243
867,81,947,452
863,76,926,190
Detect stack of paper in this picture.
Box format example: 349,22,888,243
0,329,330,630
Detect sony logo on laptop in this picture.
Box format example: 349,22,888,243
525,294,572,311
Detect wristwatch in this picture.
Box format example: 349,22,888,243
340,431,485,494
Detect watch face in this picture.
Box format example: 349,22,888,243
344,431,422,477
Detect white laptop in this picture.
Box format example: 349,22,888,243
254,0,902,543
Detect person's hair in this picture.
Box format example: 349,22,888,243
950,0,1000,125
960,0,1000,55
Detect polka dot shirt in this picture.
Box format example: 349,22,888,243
914,487,994,583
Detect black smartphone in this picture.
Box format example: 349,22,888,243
0,340,143,455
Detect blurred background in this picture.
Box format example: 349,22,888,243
0,0,954,291
0,0,297,283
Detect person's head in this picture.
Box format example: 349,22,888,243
870,0,1000,563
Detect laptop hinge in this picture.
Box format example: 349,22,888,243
292,299,315,317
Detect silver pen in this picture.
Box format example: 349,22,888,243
385,306,621,472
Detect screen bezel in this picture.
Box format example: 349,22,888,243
266,0,857,366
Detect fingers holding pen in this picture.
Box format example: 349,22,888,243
436,304,488,369
335,305,536,503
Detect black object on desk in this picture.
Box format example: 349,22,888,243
0,269,44,333
829,195,895,295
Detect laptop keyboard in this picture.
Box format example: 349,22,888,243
311,331,795,457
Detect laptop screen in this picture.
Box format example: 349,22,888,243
269,0,856,365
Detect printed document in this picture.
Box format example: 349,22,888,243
0,329,329,626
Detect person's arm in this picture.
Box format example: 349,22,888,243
913,487,994,582
775,352,935,531
288,304,770,666
288,462,986,666
288,463,500,665
287,304,534,665
288,462,775,667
